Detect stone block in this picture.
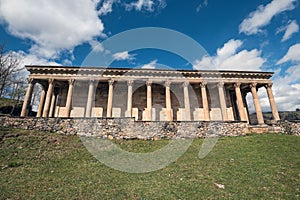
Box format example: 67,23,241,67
210,108,222,121
132,108,138,121
92,107,103,117
193,108,204,121
112,107,121,118
71,107,85,117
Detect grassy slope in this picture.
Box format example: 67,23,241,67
0,127,299,199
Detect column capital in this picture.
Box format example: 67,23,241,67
68,79,75,85
27,78,34,84
200,81,207,88
234,82,241,88
217,82,224,88
127,80,134,86
250,82,257,89
48,78,54,84
89,79,97,85
146,80,152,86
264,83,273,89
183,81,189,87
108,79,114,86
165,80,171,87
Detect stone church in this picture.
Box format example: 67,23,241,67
21,65,280,124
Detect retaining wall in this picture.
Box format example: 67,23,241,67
0,116,299,139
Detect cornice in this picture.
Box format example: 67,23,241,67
25,65,274,80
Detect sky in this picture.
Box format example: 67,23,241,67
0,0,299,112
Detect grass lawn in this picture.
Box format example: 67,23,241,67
0,127,299,199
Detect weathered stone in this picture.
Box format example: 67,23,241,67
1,116,299,139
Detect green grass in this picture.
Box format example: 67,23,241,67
0,127,299,199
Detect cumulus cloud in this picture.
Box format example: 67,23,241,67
112,51,136,61
245,43,300,112
98,0,115,15
125,0,167,12
267,65,300,111
239,0,297,35
193,39,265,71
277,20,299,42
256,43,300,112
0,0,104,59
276,43,300,64
141,59,157,69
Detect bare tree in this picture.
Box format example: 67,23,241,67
0,42,22,97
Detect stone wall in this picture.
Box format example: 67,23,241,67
272,121,300,135
1,116,299,139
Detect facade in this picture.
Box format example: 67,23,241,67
20,65,280,124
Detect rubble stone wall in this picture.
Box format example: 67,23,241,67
0,116,299,139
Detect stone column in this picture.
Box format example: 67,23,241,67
48,93,56,117
165,81,172,121
242,92,250,123
86,80,96,117
106,79,114,117
20,78,35,117
234,83,247,121
200,81,210,121
42,79,54,117
65,79,74,118
218,82,228,121
146,80,152,110
36,86,46,117
265,83,280,121
183,81,191,121
250,83,264,124
126,80,133,117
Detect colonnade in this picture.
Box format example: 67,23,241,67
20,78,280,124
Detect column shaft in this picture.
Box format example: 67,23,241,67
200,82,210,121
250,83,264,124
183,81,191,121
65,79,74,118
126,80,133,117
106,80,114,117
265,83,280,121
48,93,56,117
218,82,228,121
86,80,95,117
146,81,152,109
165,81,172,121
36,86,46,117
42,79,54,117
20,79,34,117
234,83,247,121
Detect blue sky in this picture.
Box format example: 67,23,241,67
0,0,299,111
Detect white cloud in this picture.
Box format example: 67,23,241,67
193,39,265,71
0,0,104,59
257,43,300,111
89,40,105,53
126,0,166,12
112,51,135,61
277,20,299,42
269,64,300,111
276,43,300,64
141,59,157,69
239,0,297,35
98,0,115,16
15,51,61,66
196,0,208,12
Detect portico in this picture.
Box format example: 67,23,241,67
21,66,280,124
